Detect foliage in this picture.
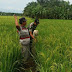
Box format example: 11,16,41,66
23,0,72,19
0,16,72,72
0,12,22,16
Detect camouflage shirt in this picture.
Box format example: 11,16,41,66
29,22,37,34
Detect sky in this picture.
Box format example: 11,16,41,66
0,0,72,13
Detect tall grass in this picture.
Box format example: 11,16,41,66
0,16,72,72
35,19,72,72
0,16,33,72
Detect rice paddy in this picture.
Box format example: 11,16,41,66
0,16,72,72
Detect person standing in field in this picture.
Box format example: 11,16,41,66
28,19,39,54
27,19,40,72
14,15,38,72
14,15,30,62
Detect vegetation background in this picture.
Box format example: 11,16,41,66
24,0,72,19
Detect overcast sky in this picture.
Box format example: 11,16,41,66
0,0,72,13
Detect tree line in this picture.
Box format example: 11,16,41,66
0,12,22,16
23,0,72,19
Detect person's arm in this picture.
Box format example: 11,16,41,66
30,31,35,39
29,31,36,42
14,15,19,26
29,23,36,41
14,15,21,31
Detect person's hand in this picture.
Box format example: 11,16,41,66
34,38,37,42
14,14,17,19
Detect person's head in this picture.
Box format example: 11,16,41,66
34,19,39,26
19,17,27,26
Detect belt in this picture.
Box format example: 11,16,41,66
20,37,30,39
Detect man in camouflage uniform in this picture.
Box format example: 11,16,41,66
28,19,39,54
28,19,40,72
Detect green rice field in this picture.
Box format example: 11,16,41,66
0,16,72,72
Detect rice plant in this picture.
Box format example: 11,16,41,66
0,16,72,72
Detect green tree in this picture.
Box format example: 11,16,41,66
23,0,72,19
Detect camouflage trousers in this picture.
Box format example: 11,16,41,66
21,43,31,62
20,43,37,72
